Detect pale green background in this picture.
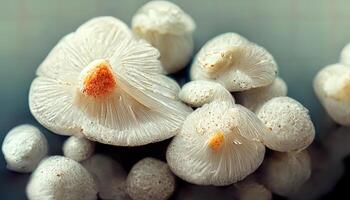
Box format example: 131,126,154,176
0,0,350,199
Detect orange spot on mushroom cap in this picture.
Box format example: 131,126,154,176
82,61,116,98
208,131,225,151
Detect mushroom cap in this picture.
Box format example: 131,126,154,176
132,1,195,74
166,101,266,186
63,136,95,162
190,33,278,92
29,16,192,146
236,77,287,111
126,157,175,200
256,97,315,152
321,126,350,161
340,43,350,66
260,150,311,196
233,176,272,200
179,80,235,107
82,154,129,200
26,156,97,200
313,63,350,126
2,124,48,173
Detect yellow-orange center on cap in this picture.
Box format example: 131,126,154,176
81,60,116,98
208,131,225,151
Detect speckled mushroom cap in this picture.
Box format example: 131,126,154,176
256,97,315,152
63,136,95,162
236,77,287,111
126,157,175,200
179,80,235,107
313,63,350,126
82,154,129,200
259,150,311,196
132,1,196,74
1,124,48,173
26,156,97,200
190,33,278,92
29,16,192,146
233,176,272,200
166,101,266,186
341,43,350,66
321,126,350,161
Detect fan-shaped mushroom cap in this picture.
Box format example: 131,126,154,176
190,33,278,92
29,16,192,146
63,136,94,162
236,77,287,111
166,101,266,186
340,43,350,66
82,154,130,200
233,176,272,200
260,150,311,196
256,97,315,152
26,156,97,200
2,124,48,173
132,0,195,74
321,126,350,161
314,63,350,126
126,157,175,200
179,80,235,107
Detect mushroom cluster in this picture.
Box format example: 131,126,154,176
1,1,321,199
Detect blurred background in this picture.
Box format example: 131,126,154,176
0,0,350,199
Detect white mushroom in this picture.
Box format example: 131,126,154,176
259,150,311,196
1,124,48,173
179,80,235,107
340,43,350,66
26,156,97,200
132,0,195,74
190,33,278,92
314,63,350,126
235,77,287,111
126,157,175,200
321,126,350,161
82,154,130,200
63,136,95,162
29,16,192,146
166,101,267,186
256,97,315,152
232,176,272,200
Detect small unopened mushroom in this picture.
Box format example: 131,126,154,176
314,63,350,126
256,97,315,152
321,126,350,161
1,124,48,173
63,136,95,162
126,157,175,200
259,150,311,196
340,43,350,66
132,0,195,74
235,77,287,111
82,154,130,200
29,16,192,146
166,101,267,186
232,176,272,200
190,33,278,92
26,156,97,200
179,80,235,107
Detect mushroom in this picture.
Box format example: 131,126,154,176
190,33,278,92
126,157,175,200
340,43,350,66
256,97,315,152
26,156,97,200
232,176,272,200
82,154,130,200
235,77,287,111
166,101,267,186
321,126,350,161
63,136,95,162
29,16,192,146
259,150,311,196
179,80,235,107
314,63,350,126
132,0,195,74
1,124,48,173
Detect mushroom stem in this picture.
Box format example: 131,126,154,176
199,47,240,74
325,74,350,101
79,59,117,98
208,131,225,151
